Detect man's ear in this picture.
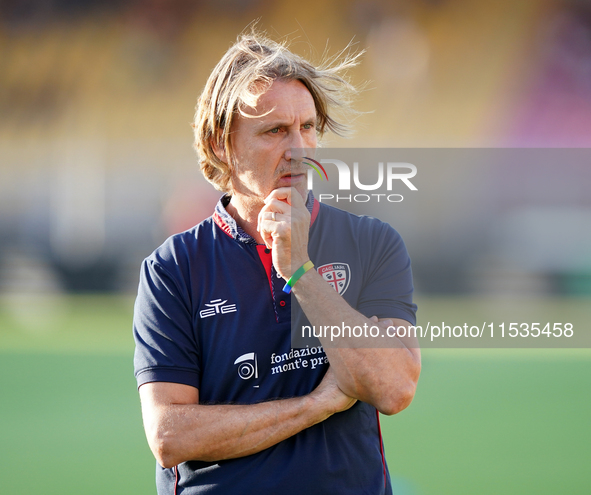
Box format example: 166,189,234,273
211,137,228,164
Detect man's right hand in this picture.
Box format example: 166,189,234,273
311,366,357,414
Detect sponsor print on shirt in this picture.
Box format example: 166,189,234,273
199,298,237,318
233,346,328,387
317,263,351,295
234,353,258,380
270,346,328,375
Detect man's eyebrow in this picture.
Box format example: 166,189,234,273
256,116,318,130
257,120,289,130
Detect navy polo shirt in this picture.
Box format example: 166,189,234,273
133,191,417,495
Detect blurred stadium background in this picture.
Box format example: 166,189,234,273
1,0,590,493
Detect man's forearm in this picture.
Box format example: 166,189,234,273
145,395,321,467
140,369,354,468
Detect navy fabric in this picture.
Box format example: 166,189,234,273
133,192,417,495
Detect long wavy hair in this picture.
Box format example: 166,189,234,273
192,31,362,192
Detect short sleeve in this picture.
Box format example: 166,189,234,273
133,257,201,389
356,221,417,325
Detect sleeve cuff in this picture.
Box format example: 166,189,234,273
358,304,417,326
135,367,200,389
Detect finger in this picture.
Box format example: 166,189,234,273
370,315,379,322
289,186,306,208
262,231,273,249
265,187,292,205
256,209,264,232
257,210,285,249
258,218,274,248
262,198,289,215
375,316,394,324
258,210,278,223
257,215,277,240
265,187,306,208
257,203,287,232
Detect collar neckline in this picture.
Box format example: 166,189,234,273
213,190,318,243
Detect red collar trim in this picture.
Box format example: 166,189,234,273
213,197,320,237
310,199,320,226
212,211,233,238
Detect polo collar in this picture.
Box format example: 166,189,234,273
213,190,319,243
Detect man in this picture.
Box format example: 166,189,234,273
133,32,420,494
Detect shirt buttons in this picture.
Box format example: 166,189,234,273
279,300,286,307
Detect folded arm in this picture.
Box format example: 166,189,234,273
292,268,421,415
139,367,355,468
258,187,421,416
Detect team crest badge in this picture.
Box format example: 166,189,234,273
317,263,351,295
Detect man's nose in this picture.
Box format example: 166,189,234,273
284,130,306,162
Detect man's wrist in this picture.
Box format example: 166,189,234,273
283,260,314,294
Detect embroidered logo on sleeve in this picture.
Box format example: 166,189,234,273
317,263,351,295
199,298,237,318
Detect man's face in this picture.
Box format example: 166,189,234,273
227,79,317,203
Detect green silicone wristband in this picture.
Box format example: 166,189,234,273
282,261,314,293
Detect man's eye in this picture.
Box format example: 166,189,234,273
269,128,280,134
303,123,314,130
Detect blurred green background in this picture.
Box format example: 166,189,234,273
1,0,591,493
1,295,589,494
